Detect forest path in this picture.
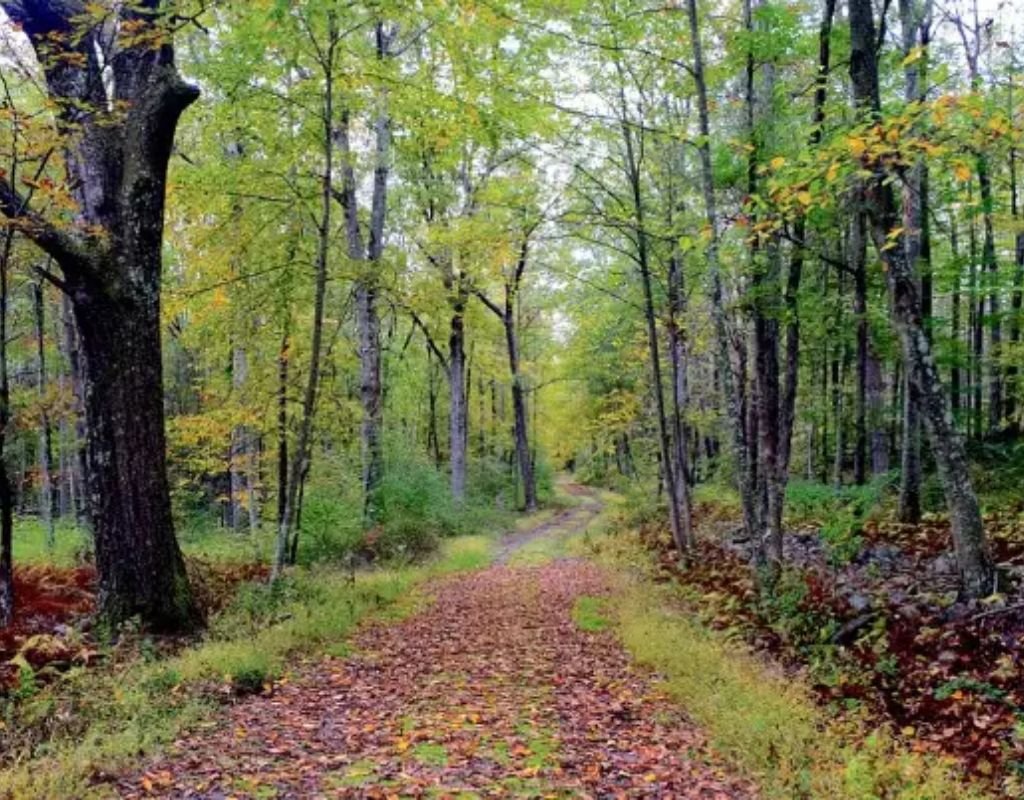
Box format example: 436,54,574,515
119,491,754,799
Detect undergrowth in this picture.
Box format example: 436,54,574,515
585,529,990,800
0,535,494,799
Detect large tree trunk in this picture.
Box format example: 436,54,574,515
850,0,994,598
0,1,201,629
74,286,199,626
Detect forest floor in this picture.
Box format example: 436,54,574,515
639,495,1024,797
113,487,755,799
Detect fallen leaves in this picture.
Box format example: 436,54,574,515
117,557,755,798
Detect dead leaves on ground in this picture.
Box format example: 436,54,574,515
120,561,754,798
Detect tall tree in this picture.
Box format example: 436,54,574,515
0,0,199,629
848,0,995,597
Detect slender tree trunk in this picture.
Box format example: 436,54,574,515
276,325,289,529
33,281,55,549
613,65,686,551
853,211,869,486
969,195,984,439
427,345,442,469
229,346,248,531
1009,77,1023,428
506,308,536,512
897,0,928,520
0,229,15,627
850,0,994,597
686,0,757,545
867,349,889,474
951,220,963,421
274,18,336,579
449,294,468,503
667,252,694,548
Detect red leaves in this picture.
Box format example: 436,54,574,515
644,512,1024,791
118,561,754,798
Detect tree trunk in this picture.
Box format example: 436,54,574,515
686,0,758,545
229,346,249,531
449,296,468,503
867,349,889,474
667,253,694,548
853,210,869,486
0,229,15,627
0,2,205,629
951,220,963,421
1009,82,1023,427
850,0,994,597
612,62,686,552
274,14,337,580
276,325,289,530
504,291,537,512
33,281,55,549
898,373,923,522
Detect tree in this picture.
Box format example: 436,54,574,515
848,0,995,597
0,0,199,629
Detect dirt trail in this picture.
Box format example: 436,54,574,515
118,494,754,799
493,482,603,565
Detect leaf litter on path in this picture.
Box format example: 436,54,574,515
117,552,754,798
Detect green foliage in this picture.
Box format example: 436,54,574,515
786,478,892,566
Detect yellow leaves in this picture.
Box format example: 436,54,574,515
796,190,813,207
987,115,1011,137
902,46,924,66
848,136,867,157
880,226,905,253
769,156,786,171
953,162,972,182
211,287,229,309
826,161,840,182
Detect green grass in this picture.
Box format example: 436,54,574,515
411,742,449,766
572,595,611,632
589,531,990,800
12,518,89,567
0,534,494,799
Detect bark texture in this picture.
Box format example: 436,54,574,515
0,0,201,629
849,0,995,597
